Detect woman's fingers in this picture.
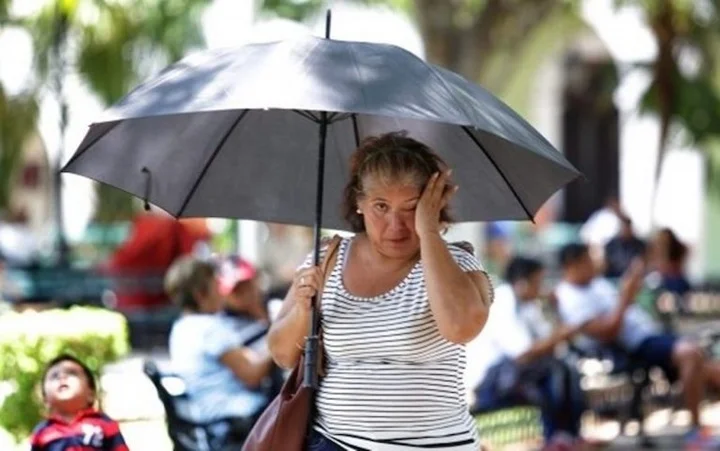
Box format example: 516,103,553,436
441,184,459,208
421,172,440,203
431,170,452,205
293,266,325,311
295,266,322,291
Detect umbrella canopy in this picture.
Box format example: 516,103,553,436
62,34,580,231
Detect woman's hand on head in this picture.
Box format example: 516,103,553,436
415,170,457,239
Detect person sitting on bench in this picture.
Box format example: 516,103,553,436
467,257,589,447
555,243,720,447
164,256,274,435
216,254,283,400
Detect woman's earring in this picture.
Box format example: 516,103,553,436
356,209,362,215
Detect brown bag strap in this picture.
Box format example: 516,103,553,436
318,235,342,311
313,235,342,378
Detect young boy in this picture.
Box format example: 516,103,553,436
30,354,129,451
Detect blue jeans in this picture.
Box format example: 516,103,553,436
307,430,343,451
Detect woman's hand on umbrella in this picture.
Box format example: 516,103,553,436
416,170,457,238
293,266,323,311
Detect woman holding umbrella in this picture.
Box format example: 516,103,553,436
269,132,494,451
60,19,582,450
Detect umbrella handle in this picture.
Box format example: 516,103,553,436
141,167,152,211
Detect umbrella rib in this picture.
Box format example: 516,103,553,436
176,109,249,216
351,114,360,147
61,121,121,171
293,109,320,123
428,64,474,126
461,126,535,222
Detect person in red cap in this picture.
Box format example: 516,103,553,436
216,255,283,431
217,256,268,324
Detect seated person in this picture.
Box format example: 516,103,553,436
216,255,283,398
217,255,269,332
603,215,646,280
652,227,692,298
555,243,720,446
164,256,274,428
468,257,588,447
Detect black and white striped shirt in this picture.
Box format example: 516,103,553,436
303,237,484,450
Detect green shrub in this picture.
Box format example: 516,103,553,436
475,406,543,447
0,306,130,441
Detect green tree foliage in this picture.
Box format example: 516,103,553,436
615,1,720,173
0,307,129,441
11,0,210,223
0,85,38,212
264,0,720,196
259,0,585,112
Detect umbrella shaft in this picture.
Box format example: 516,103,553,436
311,114,328,267
304,112,328,389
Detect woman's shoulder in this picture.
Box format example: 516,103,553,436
298,234,348,269
447,240,475,255
446,240,485,272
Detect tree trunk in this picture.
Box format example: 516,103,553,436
412,0,462,69
649,1,677,226
412,0,564,90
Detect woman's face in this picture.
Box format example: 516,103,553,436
358,174,422,260
197,279,224,313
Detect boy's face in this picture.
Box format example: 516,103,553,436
44,360,94,414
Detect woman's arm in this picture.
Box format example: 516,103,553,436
267,265,323,369
421,232,492,344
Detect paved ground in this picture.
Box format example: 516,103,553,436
3,351,720,450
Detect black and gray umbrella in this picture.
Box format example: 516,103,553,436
61,12,581,387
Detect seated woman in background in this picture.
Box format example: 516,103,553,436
164,256,274,436
651,227,691,298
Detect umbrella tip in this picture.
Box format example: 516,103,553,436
325,9,332,39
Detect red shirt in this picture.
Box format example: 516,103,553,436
30,409,129,451
101,214,210,310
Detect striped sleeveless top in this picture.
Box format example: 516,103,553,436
301,236,485,450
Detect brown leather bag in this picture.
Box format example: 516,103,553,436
241,235,342,451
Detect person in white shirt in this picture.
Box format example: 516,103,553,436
555,243,720,444
579,195,621,268
164,256,274,438
468,257,588,445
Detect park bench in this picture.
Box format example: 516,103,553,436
1,266,179,350
142,360,247,451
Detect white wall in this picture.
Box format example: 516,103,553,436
525,0,706,278
580,0,705,279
